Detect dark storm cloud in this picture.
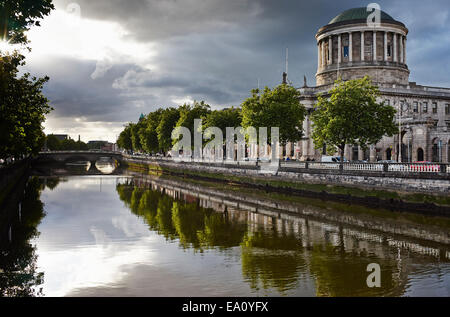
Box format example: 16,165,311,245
31,0,450,130
27,57,161,122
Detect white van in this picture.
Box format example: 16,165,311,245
321,155,347,162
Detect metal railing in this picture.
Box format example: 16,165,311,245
40,152,450,175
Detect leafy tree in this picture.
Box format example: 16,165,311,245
203,107,242,137
156,107,181,154
0,53,52,161
174,101,211,145
140,108,163,154
130,122,144,152
311,76,397,162
0,0,54,45
46,134,60,150
241,84,306,145
117,123,133,152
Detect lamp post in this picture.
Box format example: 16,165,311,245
397,101,409,163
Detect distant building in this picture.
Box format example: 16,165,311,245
87,140,108,149
101,142,114,152
49,134,68,141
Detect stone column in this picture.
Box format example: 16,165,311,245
400,35,404,63
358,146,364,160
321,40,325,67
370,145,377,162
338,34,341,63
361,31,365,61
393,33,397,62
384,32,388,61
349,32,353,62
344,144,352,161
318,42,321,68
328,36,332,65
403,36,407,64
373,31,377,61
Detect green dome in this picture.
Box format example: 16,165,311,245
329,7,396,25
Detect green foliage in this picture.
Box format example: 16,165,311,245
139,108,163,154
311,76,397,160
117,123,133,151
0,0,54,45
130,122,143,152
203,107,242,138
174,101,211,145
156,107,181,153
241,84,306,145
0,52,52,160
45,135,89,151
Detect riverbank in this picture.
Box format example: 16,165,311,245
120,158,450,217
0,159,31,208
122,169,450,247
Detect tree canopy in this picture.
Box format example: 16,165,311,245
241,84,306,145
0,52,52,161
311,76,397,162
156,107,181,153
0,0,54,44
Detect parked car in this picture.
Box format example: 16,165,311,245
378,160,397,163
321,156,347,162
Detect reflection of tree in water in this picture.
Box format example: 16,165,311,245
42,177,66,190
240,222,306,293
115,182,410,296
116,184,247,252
308,242,405,297
0,177,46,297
197,212,247,250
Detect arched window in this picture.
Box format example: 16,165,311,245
417,148,424,162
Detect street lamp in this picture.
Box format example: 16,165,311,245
397,101,409,163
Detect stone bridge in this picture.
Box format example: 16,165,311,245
37,151,123,164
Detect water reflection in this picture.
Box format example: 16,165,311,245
0,177,47,297
1,175,449,297
115,178,450,296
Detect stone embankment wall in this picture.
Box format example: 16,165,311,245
122,157,450,195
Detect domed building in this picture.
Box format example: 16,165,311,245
290,7,450,163
315,7,409,86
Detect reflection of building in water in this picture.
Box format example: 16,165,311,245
129,175,450,261
119,175,450,296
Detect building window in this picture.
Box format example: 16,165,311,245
365,44,372,56
446,104,449,115
387,44,392,57
343,46,349,57
423,102,428,113
413,102,418,113
432,102,438,114
385,99,390,106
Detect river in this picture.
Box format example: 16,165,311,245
0,161,449,296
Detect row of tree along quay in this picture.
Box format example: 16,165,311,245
117,76,397,162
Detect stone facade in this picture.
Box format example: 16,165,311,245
286,8,450,163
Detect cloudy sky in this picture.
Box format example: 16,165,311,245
19,0,450,142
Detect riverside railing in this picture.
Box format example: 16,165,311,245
122,153,450,175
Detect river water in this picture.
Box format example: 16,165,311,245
1,162,449,297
